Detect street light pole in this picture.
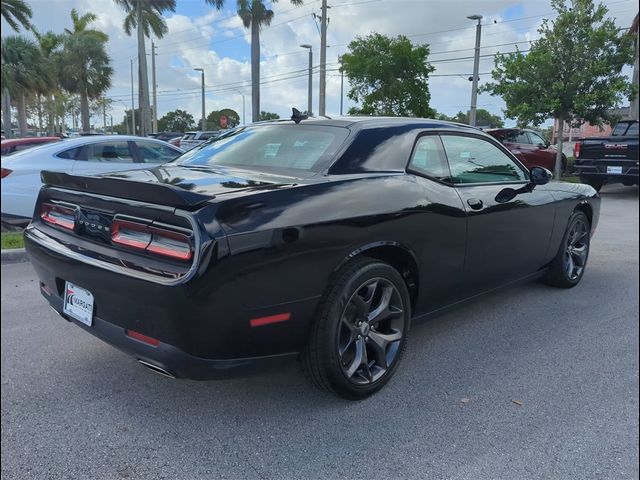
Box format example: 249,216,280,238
151,41,158,133
339,55,344,116
300,44,313,115
130,58,136,135
467,14,483,127
194,68,206,130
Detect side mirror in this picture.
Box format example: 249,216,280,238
530,166,552,186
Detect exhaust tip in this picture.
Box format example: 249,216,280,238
137,359,176,379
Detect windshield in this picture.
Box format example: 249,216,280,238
175,125,349,176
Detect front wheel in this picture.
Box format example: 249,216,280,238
543,211,591,288
301,258,411,399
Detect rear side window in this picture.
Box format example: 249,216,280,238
135,141,181,163
441,135,527,184
57,146,82,159
177,125,349,175
409,136,450,180
84,142,134,163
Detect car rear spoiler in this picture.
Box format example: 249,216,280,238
40,171,213,209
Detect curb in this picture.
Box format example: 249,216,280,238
1,248,29,264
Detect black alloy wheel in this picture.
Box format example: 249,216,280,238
337,278,404,385
543,211,591,288
302,258,411,399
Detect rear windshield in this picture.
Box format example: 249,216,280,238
175,125,349,176
612,122,638,136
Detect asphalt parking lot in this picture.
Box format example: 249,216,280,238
1,185,638,480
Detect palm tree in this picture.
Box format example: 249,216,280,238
1,36,54,136
206,0,303,123
65,8,109,42
33,29,64,134
60,39,113,133
113,0,176,136
1,0,32,31
60,9,112,133
1,0,33,137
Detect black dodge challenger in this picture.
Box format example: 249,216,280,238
25,116,600,399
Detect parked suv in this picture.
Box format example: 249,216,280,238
573,119,639,191
486,128,566,173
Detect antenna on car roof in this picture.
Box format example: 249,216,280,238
291,108,308,124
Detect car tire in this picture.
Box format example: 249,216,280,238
301,257,411,400
543,211,591,289
581,177,604,192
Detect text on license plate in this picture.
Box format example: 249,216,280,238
63,281,94,326
607,166,623,174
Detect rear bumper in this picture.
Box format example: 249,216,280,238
574,160,639,184
44,287,298,380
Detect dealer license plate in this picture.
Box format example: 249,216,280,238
63,282,94,326
607,166,623,174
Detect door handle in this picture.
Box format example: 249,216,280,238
467,198,484,210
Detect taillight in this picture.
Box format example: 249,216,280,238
1,168,12,178
574,141,581,159
111,219,192,261
40,203,76,230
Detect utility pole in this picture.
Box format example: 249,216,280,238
339,55,344,116
130,58,136,135
467,14,483,127
194,68,206,130
110,115,113,135
318,0,329,116
300,44,313,115
151,41,158,133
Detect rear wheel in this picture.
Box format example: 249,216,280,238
301,258,411,399
543,211,591,288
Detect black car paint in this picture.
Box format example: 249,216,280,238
24,118,601,378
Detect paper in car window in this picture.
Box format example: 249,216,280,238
460,151,471,159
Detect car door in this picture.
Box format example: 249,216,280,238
406,133,468,311
440,133,556,293
526,131,556,171
72,140,138,175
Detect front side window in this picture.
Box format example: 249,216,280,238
176,125,349,176
441,135,528,184
136,141,181,163
527,132,547,146
85,142,134,163
409,135,450,180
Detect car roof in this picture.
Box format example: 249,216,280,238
250,116,480,133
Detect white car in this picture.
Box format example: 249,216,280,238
179,131,222,151
1,135,184,226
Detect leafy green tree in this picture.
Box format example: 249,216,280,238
483,0,637,178
158,109,195,132
1,36,54,135
1,0,32,31
443,109,504,128
60,10,113,133
113,0,176,136
259,111,280,120
207,108,240,128
341,33,436,117
205,0,303,122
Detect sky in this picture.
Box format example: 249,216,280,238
1,0,637,129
